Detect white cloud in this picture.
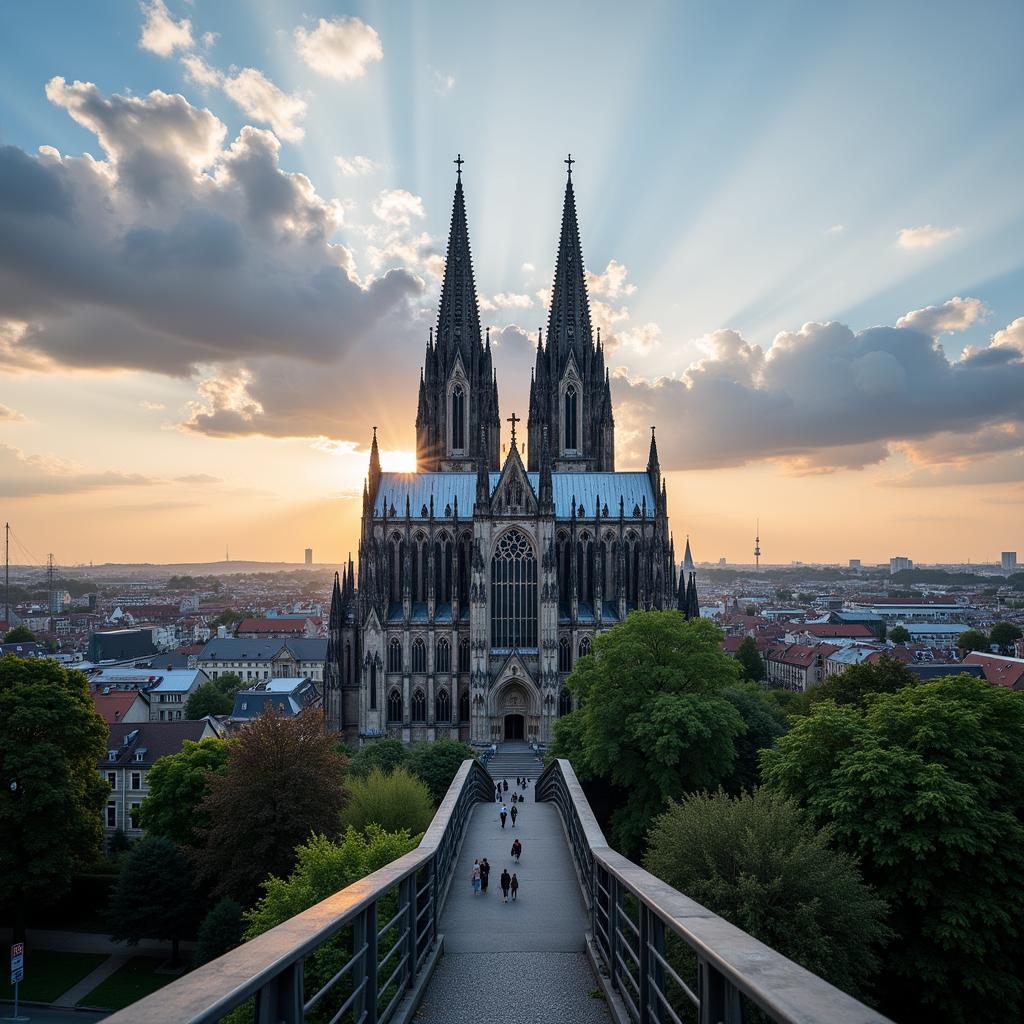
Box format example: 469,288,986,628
588,259,636,299
0,443,158,497
336,154,381,176
372,188,425,227
521,262,535,276
0,404,26,422
181,53,221,88
139,400,166,411
294,16,383,81
897,224,960,249
480,292,533,311
431,68,456,96
139,0,193,57
826,223,844,235
617,322,662,355
221,67,307,143
896,296,988,336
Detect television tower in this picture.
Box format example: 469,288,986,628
754,519,761,572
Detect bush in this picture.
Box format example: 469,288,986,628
193,898,244,968
644,789,889,1000
340,768,434,835
407,739,476,803
348,738,409,778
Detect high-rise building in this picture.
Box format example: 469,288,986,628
304,547,313,566
889,556,913,574
1002,551,1018,574
849,559,861,570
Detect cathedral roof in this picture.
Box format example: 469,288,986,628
372,471,656,521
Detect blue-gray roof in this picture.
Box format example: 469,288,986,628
373,471,656,521
198,637,327,662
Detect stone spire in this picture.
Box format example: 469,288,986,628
646,425,660,494
682,536,695,576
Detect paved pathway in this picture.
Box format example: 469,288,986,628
414,783,610,1023
52,953,129,1008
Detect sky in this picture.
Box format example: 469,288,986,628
1,0,1023,568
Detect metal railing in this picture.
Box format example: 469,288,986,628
105,758,493,1024
536,758,893,1024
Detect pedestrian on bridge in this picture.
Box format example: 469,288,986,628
510,803,519,826
480,858,491,894
500,868,512,902
471,860,481,895
494,784,501,802
511,838,522,863
503,779,509,792
500,804,508,828
510,873,519,901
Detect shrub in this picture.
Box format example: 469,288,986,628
340,768,434,835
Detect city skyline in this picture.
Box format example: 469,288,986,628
2,1,1024,565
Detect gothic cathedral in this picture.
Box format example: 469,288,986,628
325,160,689,747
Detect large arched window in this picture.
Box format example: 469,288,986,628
564,383,578,450
459,689,469,723
491,529,538,650
369,658,377,709
451,383,466,452
436,688,450,723
558,689,573,717
458,636,470,672
577,532,593,606
389,533,403,605
388,638,403,673
411,637,426,673
558,636,572,672
578,636,591,659
387,688,402,722
436,637,450,673
556,531,571,606
434,534,452,605
411,687,426,722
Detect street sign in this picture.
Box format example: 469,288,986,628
10,942,24,984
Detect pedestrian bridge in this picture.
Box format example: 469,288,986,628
106,744,891,1024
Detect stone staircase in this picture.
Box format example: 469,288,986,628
486,739,545,783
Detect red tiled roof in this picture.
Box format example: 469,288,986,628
963,652,1024,690
92,691,143,725
804,624,874,638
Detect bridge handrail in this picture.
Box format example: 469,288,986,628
536,757,892,1024
104,757,493,1024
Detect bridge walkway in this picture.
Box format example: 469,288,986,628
413,751,609,1023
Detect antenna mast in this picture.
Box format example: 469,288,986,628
754,519,761,572
47,552,55,615
4,522,9,625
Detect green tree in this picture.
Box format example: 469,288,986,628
407,739,476,803
198,708,347,903
348,738,409,778
2,625,36,644
211,609,251,630
762,687,812,721
211,672,245,697
341,767,434,835
888,625,910,644
775,587,794,601
721,683,788,792
0,656,108,942
735,635,765,681
550,612,745,855
185,682,235,719
957,628,989,654
810,656,916,709
744,604,757,617
645,790,890,1000
107,837,196,964
990,621,1023,654
193,897,244,968
762,677,1024,1023
139,737,229,847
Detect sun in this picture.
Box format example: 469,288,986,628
381,449,416,472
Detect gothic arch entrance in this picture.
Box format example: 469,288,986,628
504,713,525,740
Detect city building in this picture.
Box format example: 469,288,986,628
88,628,157,662
235,617,319,638
199,636,328,685
962,651,1024,690
305,548,313,566
764,644,838,691
1001,551,1018,574
848,559,861,570
895,621,971,646
889,556,914,574
228,676,321,728
87,665,210,721
324,162,685,747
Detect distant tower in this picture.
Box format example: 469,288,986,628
754,520,761,572
304,547,313,566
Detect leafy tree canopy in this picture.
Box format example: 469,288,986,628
2,625,36,644
887,625,910,644
990,621,1023,654
341,767,434,835
762,677,1024,1023
198,708,347,903
407,739,476,803
348,738,409,779
107,837,196,964
211,672,245,697
139,737,230,847
645,789,890,1000
0,656,108,935
193,897,244,968
810,656,917,709
721,683,788,793
735,635,765,682
957,628,989,653
185,682,234,720
551,612,745,855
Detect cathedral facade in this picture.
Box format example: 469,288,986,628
325,161,690,747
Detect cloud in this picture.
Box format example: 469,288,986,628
0,404,25,421
336,154,380,176
431,68,456,96
174,472,221,484
480,292,533,311
588,259,636,300
826,223,844,235
896,295,988,336
294,17,383,81
139,0,193,57
0,80,421,387
372,188,425,227
0,442,158,497
897,224,960,249
139,400,166,411
617,322,661,355
613,311,1024,473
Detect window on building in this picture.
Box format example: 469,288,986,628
388,637,403,673
458,636,470,672
369,659,378,710
411,687,426,722
578,636,591,659
490,529,538,650
106,771,116,790
130,771,141,790
387,688,403,723
135,751,144,762
459,689,469,723
451,383,466,451
558,689,573,717
564,383,578,450
558,636,571,673
106,802,116,828
412,638,426,673
436,638,450,673
436,688,450,723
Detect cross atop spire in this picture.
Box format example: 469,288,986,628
564,153,575,178
454,153,464,177
507,411,521,446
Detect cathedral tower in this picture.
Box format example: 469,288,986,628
528,156,615,472
416,156,500,472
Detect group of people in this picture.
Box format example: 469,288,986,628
494,776,530,801
471,856,520,902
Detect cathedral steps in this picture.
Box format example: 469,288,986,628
486,741,545,781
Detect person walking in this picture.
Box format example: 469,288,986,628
503,779,509,793
511,838,522,863
471,859,481,896
510,873,519,901
500,868,512,903
480,858,491,895
499,804,508,828
510,803,519,827
495,783,501,802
